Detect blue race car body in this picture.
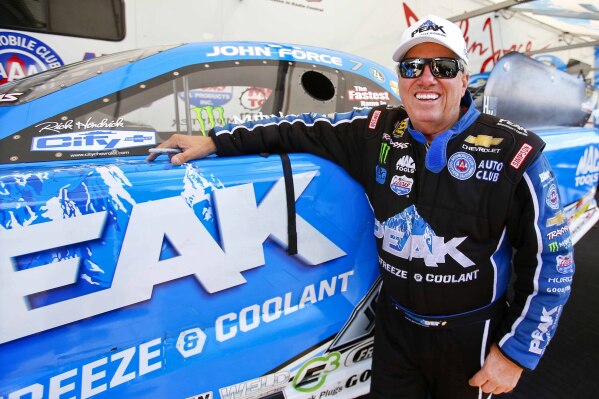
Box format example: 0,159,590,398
0,43,597,399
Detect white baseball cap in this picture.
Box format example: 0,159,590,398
392,15,469,65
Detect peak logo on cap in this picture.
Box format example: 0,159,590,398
392,15,469,65
412,20,446,37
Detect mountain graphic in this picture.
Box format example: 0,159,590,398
0,160,223,308
382,205,435,251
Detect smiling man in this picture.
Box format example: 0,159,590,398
148,15,574,399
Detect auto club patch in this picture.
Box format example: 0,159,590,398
546,183,560,210
448,152,476,180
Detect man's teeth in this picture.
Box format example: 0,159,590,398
416,93,439,100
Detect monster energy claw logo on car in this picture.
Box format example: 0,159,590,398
192,106,225,136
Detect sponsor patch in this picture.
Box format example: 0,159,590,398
369,110,381,130
396,155,415,173
393,119,408,138
375,206,475,268
376,166,387,184
475,159,503,182
556,253,574,274
390,175,413,196
379,143,390,163
539,170,553,185
548,237,572,253
546,226,569,240
464,134,503,148
497,119,528,136
382,133,410,149
464,135,503,148
546,183,560,210
546,211,567,227
529,306,559,354
510,143,533,169
448,152,476,180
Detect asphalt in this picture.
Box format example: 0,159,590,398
501,220,599,398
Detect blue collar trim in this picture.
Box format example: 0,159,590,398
407,91,481,173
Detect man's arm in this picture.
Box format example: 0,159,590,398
471,154,574,394
146,108,392,187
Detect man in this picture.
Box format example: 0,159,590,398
148,15,574,399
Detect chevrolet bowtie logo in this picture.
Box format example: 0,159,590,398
465,135,503,147
547,211,567,227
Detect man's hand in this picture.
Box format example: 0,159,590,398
146,134,217,165
469,343,523,395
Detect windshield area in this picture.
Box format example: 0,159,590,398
0,57,399,164
0,44,180,104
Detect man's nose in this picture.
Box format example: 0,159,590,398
418,64,436,82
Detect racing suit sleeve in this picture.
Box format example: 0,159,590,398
497,153,574,370
209,109,388,187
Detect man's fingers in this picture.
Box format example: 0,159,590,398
171,146,207,166
146,135,183,162
146,134,215,165
471,374,515,395
480,381,498,394
468,371,486,387
171,153,185,166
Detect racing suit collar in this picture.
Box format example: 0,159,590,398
407,91,480,173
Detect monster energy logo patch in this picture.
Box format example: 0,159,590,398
379,143,390,164
192,106,225,136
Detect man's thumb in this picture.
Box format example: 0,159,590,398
171,153,186,166
468,369,486,387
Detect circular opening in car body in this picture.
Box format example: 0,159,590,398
301,70,335,101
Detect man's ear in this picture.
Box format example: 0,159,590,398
461,73,470,95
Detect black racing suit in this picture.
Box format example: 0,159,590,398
209,93,574,398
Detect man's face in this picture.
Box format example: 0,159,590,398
398,42,469,137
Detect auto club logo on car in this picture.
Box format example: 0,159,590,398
0,31,64,84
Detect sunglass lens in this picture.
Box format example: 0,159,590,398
400,60,423,78
433,59,459,78
400,58,460,79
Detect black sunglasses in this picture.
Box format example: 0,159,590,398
399,57,464,79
